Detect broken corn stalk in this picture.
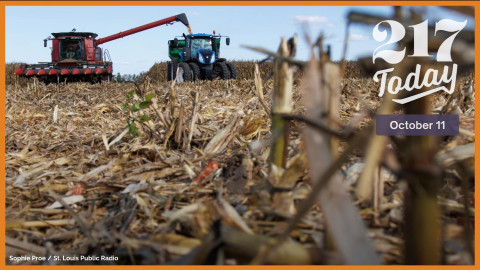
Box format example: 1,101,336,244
270,36,295,169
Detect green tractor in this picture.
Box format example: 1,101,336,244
167,33,237,82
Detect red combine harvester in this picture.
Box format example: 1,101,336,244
15,13,191,83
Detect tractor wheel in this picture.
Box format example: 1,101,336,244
167,60,179,81
226,62,237,79
167,63,172,81
214,62,230,80
188,62,202,81
177,62,192,82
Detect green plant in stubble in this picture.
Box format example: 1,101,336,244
121,90,156,137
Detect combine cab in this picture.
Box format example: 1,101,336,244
15,13,191,83
167,33,237,82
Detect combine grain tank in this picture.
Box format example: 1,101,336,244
15,13,191,83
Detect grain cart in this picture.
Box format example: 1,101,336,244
15,13,191,83
167,33,237,82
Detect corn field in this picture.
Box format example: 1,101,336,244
4,7,475,266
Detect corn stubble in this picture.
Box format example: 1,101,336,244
4,35,474,265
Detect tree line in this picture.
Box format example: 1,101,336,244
114,72,145,83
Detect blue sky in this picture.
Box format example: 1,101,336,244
5,5,474,75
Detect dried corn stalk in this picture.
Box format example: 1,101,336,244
403,69,441,264
270,36,296,168
300,56,379,264
203,116,239,155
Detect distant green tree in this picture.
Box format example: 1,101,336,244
114,72,145,83
115,73,123,82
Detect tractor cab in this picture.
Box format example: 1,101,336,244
59,39,83,61
169,33,230,65
190,35,215,64
48,32,103,63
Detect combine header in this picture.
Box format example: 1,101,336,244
15,13,191,83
